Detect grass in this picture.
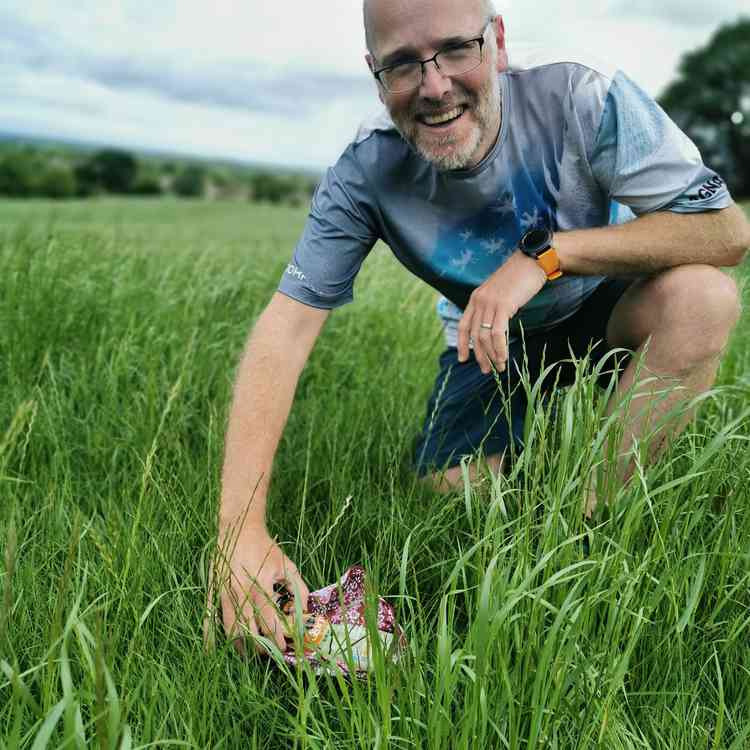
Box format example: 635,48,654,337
1,198,749,749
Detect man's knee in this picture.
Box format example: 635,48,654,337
422,453,506,494
612,265,740,372
646,265,740,363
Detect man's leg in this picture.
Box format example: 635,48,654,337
414,345,527,494
427,453,505,494
588,264,741,515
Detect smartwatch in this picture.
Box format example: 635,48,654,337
519,228,562,281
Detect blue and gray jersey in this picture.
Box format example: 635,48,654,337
278,50,731,345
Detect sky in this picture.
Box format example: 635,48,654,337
1,0,747,171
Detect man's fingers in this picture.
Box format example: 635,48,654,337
476,317,500,373
285,570,310,609
471,308,495,374
220,583,281,656
222,593,258,656
253,598,287,651
457,307,473,362
490,321,509,372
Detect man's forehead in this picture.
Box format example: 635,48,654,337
366,0,486,58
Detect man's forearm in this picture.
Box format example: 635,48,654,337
219,294,329,533
220,345,298,531
556,203,750,277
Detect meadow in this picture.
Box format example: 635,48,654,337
1,198,749,749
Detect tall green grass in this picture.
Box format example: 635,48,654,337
1,198,749,749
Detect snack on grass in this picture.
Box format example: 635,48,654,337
276,565,405,677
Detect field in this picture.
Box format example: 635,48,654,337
1,198,749,749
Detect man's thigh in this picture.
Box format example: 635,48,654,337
605,265,739,352
604,276,660,351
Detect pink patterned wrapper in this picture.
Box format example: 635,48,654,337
278,565,406,677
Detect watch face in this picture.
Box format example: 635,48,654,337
520,228,552,256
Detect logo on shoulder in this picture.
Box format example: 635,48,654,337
688,176,725,202
286,264,306,281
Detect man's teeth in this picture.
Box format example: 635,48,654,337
422,107,464,125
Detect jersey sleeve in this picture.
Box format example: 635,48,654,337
277,146,379,309
588,70,732,215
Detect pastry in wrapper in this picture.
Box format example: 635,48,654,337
276,565,406,677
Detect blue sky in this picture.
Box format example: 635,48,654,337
1,0,747,169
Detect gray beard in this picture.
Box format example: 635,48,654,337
391,76,502,171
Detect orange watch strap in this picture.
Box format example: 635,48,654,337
537,247,562,280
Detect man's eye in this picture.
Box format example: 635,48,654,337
445,41,474,52
388,61,419,75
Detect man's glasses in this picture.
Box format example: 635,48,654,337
372,20,492,94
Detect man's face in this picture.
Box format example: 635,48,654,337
365,0,507,171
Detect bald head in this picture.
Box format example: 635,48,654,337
364,0,497,56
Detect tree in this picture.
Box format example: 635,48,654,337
75,149,138,194
74,160,101,197
660,18,750,198
0,151,37,197
173,165,206,198
36,164,77,199
249,171,313,206
132,176,162,196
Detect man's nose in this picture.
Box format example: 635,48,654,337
419,60,452,99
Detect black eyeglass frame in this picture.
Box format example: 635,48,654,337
371,19,494,93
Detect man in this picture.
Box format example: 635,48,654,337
215,0,750,650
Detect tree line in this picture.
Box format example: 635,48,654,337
0,145,319,205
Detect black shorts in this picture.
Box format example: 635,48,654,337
413,278,633,475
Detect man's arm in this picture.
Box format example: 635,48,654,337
216,292,329,650
458,205,750,373
220,292,329,526
555,203,750,276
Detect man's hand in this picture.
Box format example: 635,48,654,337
457,251,548,374
213,523,309,654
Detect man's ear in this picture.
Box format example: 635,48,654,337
492,15,508,72
365,53,386,104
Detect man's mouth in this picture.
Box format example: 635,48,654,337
418,105,468,127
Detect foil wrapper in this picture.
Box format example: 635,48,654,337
277,565,406,677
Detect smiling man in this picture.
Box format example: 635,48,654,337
364,2,504,170
214,0,750,650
